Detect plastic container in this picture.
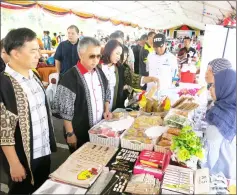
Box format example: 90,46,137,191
120,136,154,151
89,133,120,148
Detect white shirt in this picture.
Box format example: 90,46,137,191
146,50,178,91
5,65,51,159
128,46,135,72
101,64,116,111
84,70,104,125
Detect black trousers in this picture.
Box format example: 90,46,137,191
8,155,51,195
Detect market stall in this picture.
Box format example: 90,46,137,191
33,83,236,195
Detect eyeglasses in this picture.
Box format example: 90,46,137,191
89,54,102,59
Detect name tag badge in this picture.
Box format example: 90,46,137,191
162,59,169,66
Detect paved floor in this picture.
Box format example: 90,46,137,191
0,117,70,194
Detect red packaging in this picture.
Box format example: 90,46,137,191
180,71,196,83
133,150,171,181
139,150,166,167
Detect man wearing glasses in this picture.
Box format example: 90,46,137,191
52,37,112,153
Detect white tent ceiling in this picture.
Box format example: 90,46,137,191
40,1,236,30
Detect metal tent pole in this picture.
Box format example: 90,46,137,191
222,27,230,58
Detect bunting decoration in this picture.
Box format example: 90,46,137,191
1,0,145,29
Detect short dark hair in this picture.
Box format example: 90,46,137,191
0,39,5,51
148,31,156,38
4,28,37,55
53,33,57,36
102,40,123,64
140,34,148,41
67,25,79,34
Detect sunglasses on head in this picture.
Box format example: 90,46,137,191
89,54,102,59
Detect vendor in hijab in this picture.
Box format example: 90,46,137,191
203,68,236,179
205,58,232,85
205,58,233,109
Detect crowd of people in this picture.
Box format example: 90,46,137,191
0,25,236,194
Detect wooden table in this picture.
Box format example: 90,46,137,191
37,66,57,83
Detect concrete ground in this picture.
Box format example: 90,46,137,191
0,117,70,194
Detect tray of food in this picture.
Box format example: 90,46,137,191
132,115,163,129
121,128,154,151
164,112,191,129
89,117,134,147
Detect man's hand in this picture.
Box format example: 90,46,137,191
10,161,26,182
103,111,113,120
66,134,77,149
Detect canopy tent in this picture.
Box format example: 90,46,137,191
1,1,236,30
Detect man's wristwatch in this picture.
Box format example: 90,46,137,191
66,131,75,137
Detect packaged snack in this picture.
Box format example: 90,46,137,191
167,128,181,136
172,96,199,111
158,140,172,147
161,133,175,141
